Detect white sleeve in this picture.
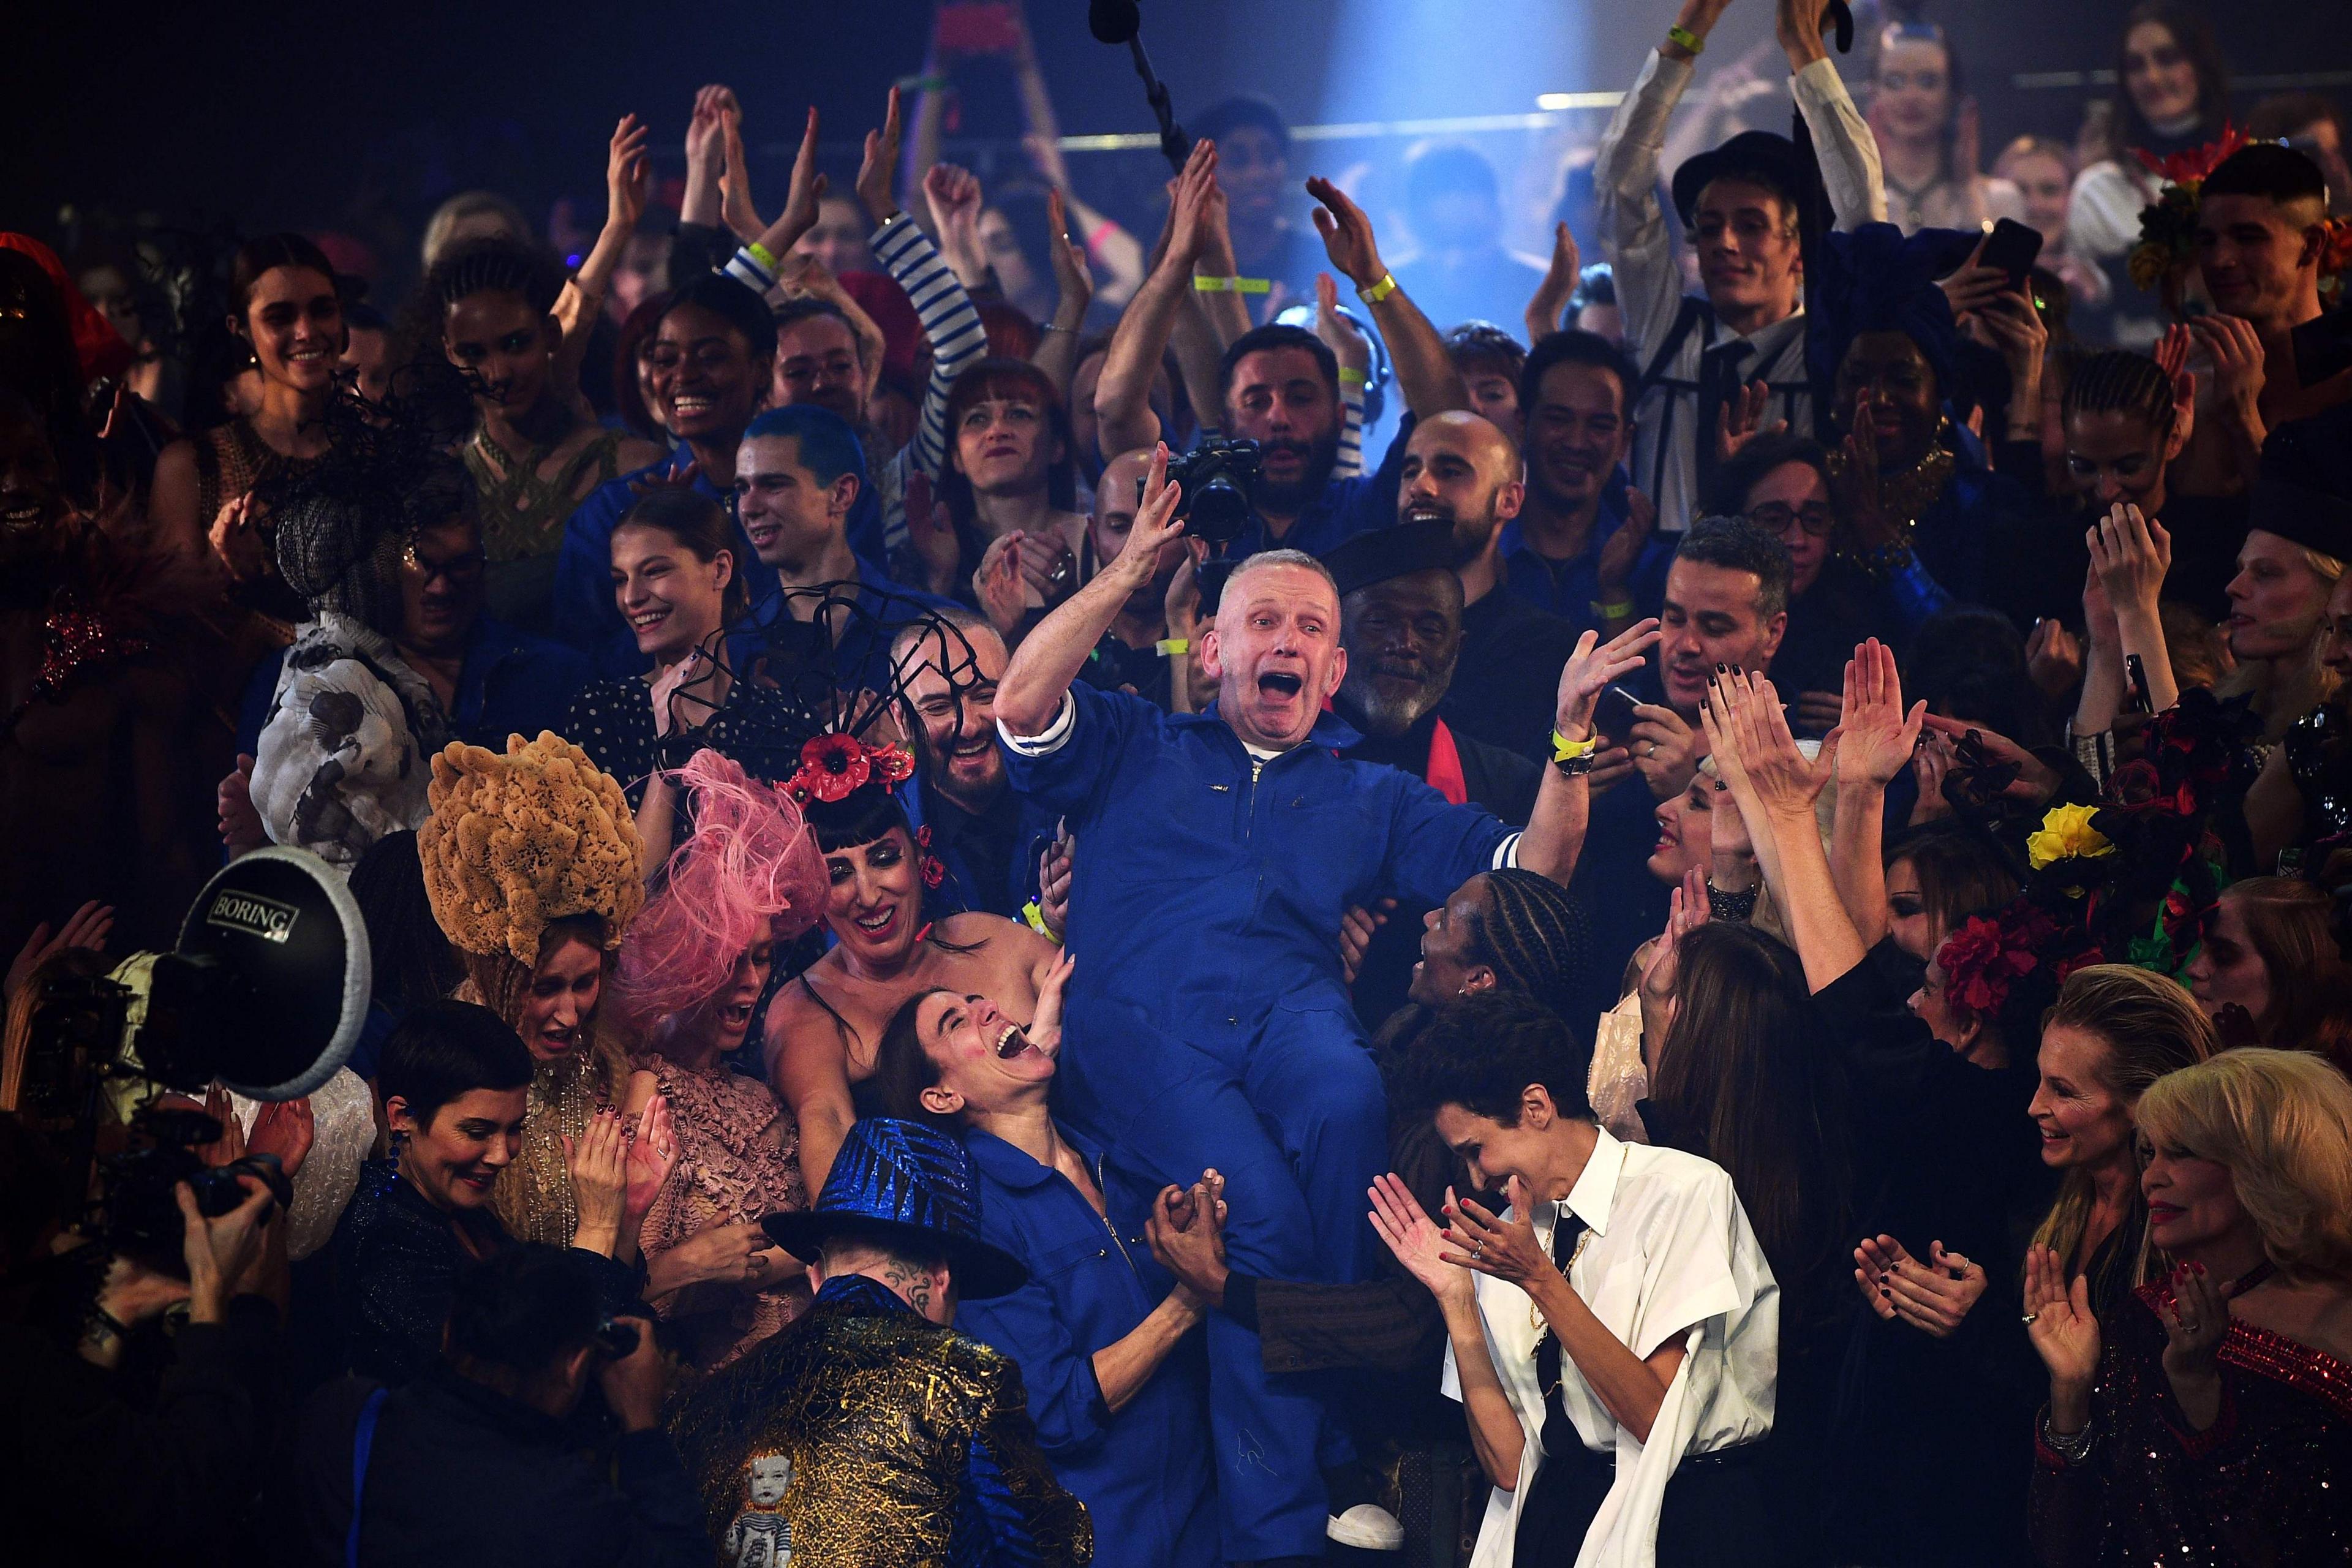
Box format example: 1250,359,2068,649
1492,831,1525,871
1628,1165,1763,1361
1790,57,1887,230
2067,161,2149,262
997,690,1077,755
1594,50,1698,366
874,214,988,480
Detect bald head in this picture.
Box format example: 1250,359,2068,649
1398,409,1526,565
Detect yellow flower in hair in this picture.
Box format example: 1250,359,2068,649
2026,802,2116,872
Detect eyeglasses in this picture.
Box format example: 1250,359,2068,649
1747,502,1835,537
404,546,486,585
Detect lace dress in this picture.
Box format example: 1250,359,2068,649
637,1052,810,1368
463,425,630,635
191,418,316,625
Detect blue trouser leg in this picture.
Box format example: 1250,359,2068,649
1243,1005,1390,1286
1060,1002,1333,1560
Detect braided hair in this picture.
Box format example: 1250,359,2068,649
2063,349,2174,436
1461,870,1593,1024
420,236,567,318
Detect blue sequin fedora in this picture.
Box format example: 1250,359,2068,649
762,1118,1030,1299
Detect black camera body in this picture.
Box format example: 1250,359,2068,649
100,1107,292,1270
1146,436,1262,548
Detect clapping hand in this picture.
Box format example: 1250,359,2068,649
605,115,652,243
1640,866,1711,1024
1029,949,1076,1053
2087,502,2171,622
625,1095,679,1223
565,1108,630,1243
1368,1172,1471,1306
7,899,113,1000
854,86,905,227
1716,381,1788,467
1314,273,1372,380
248,1096,315,1182
2154,1259,2233,1385
1593,488,1658,612
1526,221,1581,341
1440,1180,1554,1294
1306,175,1387,293
2022,1243,2100,1395
1836,638,1927,790
1164,141,1221,270
1702,668,1835,821
1044,187,1093,320
1855,1235,1986,1338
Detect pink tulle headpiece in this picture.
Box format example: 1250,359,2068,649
612,748,826,1035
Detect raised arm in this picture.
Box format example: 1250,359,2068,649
1526,222,1581,347
998,447,1185,736
1703,669,1869,990
678,86,734,233
553,115,652,388
1596,0,1728,356
2087,504,2180,712
1517,621,1664,883
1095,144,1221,461
1305,175,1465,420
1029,188,1094,398
1780,0,1887,228
864,97,988,483
1011,18,1144,307
1828,639,1928,948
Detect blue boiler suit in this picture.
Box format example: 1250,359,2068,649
997,683,1517,1557
955,1128,1219,1568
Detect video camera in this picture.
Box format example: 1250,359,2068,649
19,847,372,1267
1145,436,1262,550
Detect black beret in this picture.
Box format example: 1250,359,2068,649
1321,520,1458,599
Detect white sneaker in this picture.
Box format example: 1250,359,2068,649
1327,1503,1406,1551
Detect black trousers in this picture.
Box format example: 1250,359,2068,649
1513,1436,1766,1566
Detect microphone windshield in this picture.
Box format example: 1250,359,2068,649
1088,0,1141,45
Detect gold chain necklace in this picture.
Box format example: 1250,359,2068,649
1530,1210,1594,1340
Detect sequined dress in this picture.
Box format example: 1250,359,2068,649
636,1052,810,1368
2029,1281,2352,1566
493,1049,615,1249
672,1273,1093,1567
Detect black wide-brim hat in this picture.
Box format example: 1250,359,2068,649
2250,404,2352,565
1672,130,1812,227
1321,519,1457,598
761,1117,1030,1300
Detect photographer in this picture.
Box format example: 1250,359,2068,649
280,1245,704,1568
1,1116,285,1568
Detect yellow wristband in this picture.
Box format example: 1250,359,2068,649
1337,367,1368,388
1156,638,1190,657
745,241,780,273
1666,23,1705,55
1590,598,1635,621
1552,730,1600,763
1193,275,1272,295
1021,902,1063,943
1355,273,1400,305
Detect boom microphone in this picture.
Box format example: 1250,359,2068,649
1088,0,1140,45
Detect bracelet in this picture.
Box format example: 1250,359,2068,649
1552,730,1600,763
1705,880,1760,921
1193,274,1272,295
1356,273,1400,305
1551,752,1596,779
1591,597,1635,621
1666,23,1706,55
1156,637,1191,657
1042,323,1079,335
2038,1406,2096,1465
745,241,780,273
1337,366,1368,388
1021,901,1064,943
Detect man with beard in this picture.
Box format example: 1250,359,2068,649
995,447,1656,1562
1190,97,1330,322
1093,142,1468,562
1323,520,1541,1028
1396,410,1586,763
1500,330,1674,626
890,606,1057,922
1597,0,1886,532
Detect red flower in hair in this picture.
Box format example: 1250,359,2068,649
2133,124,2252,186
794,734,872,802
1937,915,2039,1017
914,824,946,890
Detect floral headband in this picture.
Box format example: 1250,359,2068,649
2129,127,2352,296
785,732,914,805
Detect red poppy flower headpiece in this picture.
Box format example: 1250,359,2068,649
786,731,915,806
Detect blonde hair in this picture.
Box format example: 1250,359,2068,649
2217,546,2345,738
2136,1048,2352,1283
2030,965,2218,1275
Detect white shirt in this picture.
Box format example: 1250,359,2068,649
1441,1128,1779,1568
1596,52,1887,533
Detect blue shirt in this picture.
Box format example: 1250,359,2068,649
1231,420,1411,562
900,782,1060,924
998,684,1518,1050
236,616,591,757
954,1127,1218,1568
1498,470,1675,627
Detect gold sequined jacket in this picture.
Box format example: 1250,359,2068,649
673,1273,1092,1567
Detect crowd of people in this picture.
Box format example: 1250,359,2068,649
9,0,2352,1564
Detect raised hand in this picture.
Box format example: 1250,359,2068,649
606,115,652,241
1115,444,1187,590
1836,638,1927,790
2154,1259,2231,1386
1594,488,1658,607
2187,313,2267,439
1833,388,1892,546
854,86,905,226
2087,502,2172,621
1526,221,1581,342
1044,187,1093,321
247,1096,315,1182
1164,140,1220,270
565,1108,629,1246
973,534,1030,638
1368,1172,1470,1305
775,105,829,250
2154,323,2193,384
1855,1235,1986,1338
625,1095,679,1222
1314,272,1372,379
1556,618,1663,739
1441,1181,1555,1294
1704,668,1834,821
684,85,737,187
2023,1243,2101,1398
1030,949,1077,1051
1640,866,1711,1020
925,162,987,281
6,899,113,1000
1716,381,1788,467
1305,175,1388,292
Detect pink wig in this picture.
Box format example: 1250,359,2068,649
611,748,827,1038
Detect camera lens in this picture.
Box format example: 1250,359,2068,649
1188,477,1251,545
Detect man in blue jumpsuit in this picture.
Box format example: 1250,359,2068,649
993,441,1657,1562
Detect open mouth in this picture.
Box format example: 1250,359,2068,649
1,496,42,528
1257,671,1304,702
1401,500,1452,526
670,394,717,420
287,345,332,366
853,905,900,941
719,998,755,1031
995,1023,1032,1059
630,606,672,633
